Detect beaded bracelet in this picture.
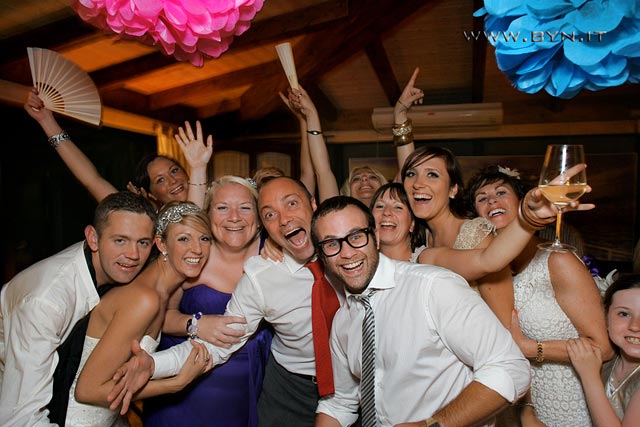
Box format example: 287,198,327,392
188,182,207,186
535,341,545,363
187,312,203,339
48,130,71,149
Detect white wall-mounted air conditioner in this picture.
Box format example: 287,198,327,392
371,102,503,131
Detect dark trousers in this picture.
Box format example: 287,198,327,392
258,353,319,427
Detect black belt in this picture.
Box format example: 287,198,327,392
290,371,317,384
274,357,317,384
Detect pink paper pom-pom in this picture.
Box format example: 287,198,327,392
70,0,264,66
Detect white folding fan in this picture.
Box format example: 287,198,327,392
27,47,102,126
275,42,299,89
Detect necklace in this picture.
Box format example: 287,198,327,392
609,356,640,397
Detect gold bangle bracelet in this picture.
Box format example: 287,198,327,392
393,133,414,147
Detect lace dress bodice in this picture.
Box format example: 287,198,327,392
452,217,495,249
514,249,591,427
66,334,160,427
413,217,494,264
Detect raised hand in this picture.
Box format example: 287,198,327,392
126,181,153,201
525,164,594,220
175,120,213,170
108,339,154,414
196,314,247,348
279,91,306,122
24,88,58,132
395,67,424,123
287,86,318,122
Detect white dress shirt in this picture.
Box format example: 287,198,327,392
153,253,345,378
317,254,530,427
0,242,99,427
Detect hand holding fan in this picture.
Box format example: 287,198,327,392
275,42,299,90
27,47,102,126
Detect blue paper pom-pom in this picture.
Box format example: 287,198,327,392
476,0,640,98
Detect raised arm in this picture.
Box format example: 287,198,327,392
419,181,594,281
394,67,424,175
279,91,316,195
25,88,116,202
288,86,339,202
175,121,213,209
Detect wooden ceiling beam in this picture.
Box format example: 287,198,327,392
91,54,177,90
234,0,349,48
365,37,400,106
149,61,282,110
239,0,435,121
197,98,243,118
0,16,95,63
99,87,195,124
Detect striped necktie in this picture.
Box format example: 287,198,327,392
358,289,378,427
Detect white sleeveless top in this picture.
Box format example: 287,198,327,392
514,250,591,427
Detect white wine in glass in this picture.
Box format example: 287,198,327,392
537,144,587,252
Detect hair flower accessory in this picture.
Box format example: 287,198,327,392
498,165,520,179
474,0,640,98
70,0,265,66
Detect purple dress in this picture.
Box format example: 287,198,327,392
143,285,272,427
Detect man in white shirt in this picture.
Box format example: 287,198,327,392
311,196,530,427
0,191,156,427
108,177,344,426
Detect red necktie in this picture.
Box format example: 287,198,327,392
306,259,341,396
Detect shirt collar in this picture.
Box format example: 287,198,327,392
345,253,396,307
83,241,98,289
282,250,315,273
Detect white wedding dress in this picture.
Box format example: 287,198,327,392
514,250,592,427
65,334,160,427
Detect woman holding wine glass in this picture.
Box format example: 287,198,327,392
468,164,613,427
537,144,589,252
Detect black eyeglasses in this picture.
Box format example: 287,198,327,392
317,227,373,257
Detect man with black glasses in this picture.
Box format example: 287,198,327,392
311,196,530,427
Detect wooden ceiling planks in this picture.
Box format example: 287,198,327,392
0,0,639,138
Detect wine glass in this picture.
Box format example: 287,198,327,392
537,144,587,253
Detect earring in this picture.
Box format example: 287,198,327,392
162,251,168,262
